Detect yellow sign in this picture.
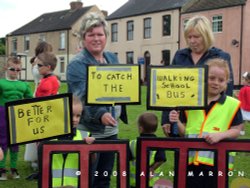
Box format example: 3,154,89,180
6,94,72,145
148,66,207,109
87,65,140,105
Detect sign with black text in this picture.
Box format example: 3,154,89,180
86,64,140,105
6,93,72,145
147,66,208,110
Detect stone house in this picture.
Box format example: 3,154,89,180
106,0,249,85
5,1,103,81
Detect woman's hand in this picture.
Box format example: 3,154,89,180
101,112,117,126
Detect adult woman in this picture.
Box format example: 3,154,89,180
66,12,127,188
161,15,234,137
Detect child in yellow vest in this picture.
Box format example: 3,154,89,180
51,95,95,187
169,58,243,188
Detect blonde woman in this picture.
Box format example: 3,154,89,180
162,15,234,137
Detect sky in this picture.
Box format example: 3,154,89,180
0,0,128,38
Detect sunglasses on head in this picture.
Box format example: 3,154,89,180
8,67,21,72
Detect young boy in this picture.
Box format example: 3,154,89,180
0,57,33,180
35,52,59,97
129,112,166,188
169,58,243,188
26,52,60,181
51,95,95,187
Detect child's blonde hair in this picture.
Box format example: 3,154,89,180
72,95,83,110
205,58,230,82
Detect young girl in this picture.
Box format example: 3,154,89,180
0,57,33,180
169,58,243,188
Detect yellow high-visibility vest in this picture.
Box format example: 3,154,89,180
185,96,240,170
52,130,90,187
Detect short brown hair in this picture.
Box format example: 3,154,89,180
6,56,22,67
137,112,158,133
37,52,57,71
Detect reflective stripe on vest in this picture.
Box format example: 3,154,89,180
52,130,90,187
129,139,161,187
185,96,240,169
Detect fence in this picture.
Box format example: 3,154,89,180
39,138,250,188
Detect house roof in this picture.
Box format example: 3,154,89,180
8,6,93,36
183,0,246,13
107,0,190,20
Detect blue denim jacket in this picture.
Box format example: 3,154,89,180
66,48,127,134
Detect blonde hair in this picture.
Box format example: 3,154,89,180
184,15,214,51
80,12,109,39
72,95,83,111
205,58,230,82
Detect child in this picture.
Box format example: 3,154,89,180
31,41,53,95
0,57,33,180
129,112,166,188
25,41,53,171
26,52,60,181
35,52,59,97
238,71,250,135
169,58,243,188
51,95,95,187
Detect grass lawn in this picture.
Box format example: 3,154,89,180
1,82,250,187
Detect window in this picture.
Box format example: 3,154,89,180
127,21,134,41
59,57,65,73
59,32,66,50
111,23,118,42
39,34,46,42
212,15,223,32
12,38,17,53
163,15,171,36
24,35,30,51
162,50,171,66
183,19,189,30
144,18,151,39
126,51,134,64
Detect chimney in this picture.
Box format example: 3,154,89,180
70,0,83,10
101,10,108,17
